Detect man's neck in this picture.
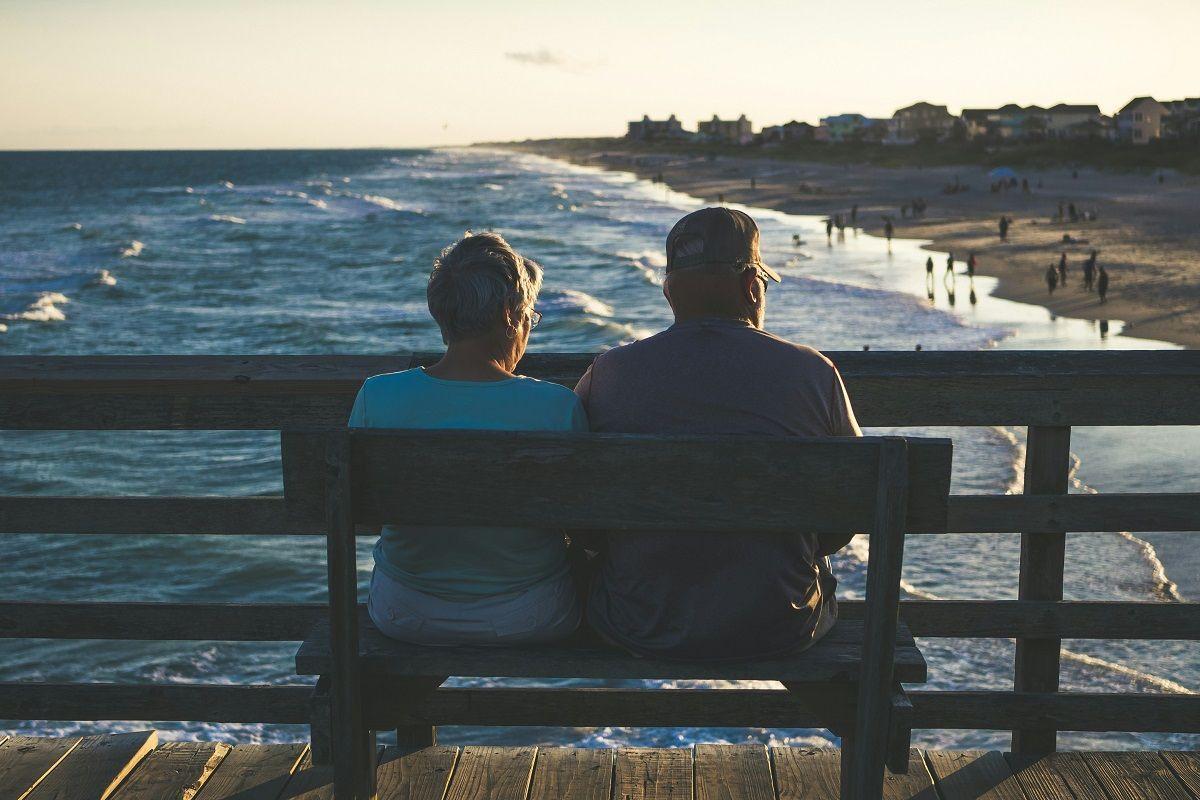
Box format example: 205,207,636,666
672,312,759,329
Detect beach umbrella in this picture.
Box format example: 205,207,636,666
988,167,1018,180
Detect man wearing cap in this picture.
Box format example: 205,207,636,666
574,207,861,661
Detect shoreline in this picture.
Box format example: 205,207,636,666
495,142,1200,349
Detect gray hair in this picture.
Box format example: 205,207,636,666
427,231,543,344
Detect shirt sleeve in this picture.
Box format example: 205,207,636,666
347,382,368,428
574,362,594,413
829,365,862,437
569,395,589,431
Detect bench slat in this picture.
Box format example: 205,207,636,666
295,616,927,683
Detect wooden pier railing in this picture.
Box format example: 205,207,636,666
1,352,1199,755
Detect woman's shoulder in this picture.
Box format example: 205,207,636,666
359,368,426,394
510,375,580,406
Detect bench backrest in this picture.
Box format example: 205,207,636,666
282,431,953,533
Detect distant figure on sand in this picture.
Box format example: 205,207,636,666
1057,252,1068,286
1084,250,1098,291
946,253,955,276
884,219,894,242
999,216,1009,240
967,252,977,278
825,218,833,240
1046,264,1058,294
925,256,935,297
850,204,858,225
1098,266,1109,303
575,206,860,660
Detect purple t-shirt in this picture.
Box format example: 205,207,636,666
574,318,862,660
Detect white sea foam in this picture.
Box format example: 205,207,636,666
66,222,83,231
307,198,329,210
207,214,246,225
4,292,70,322
482,183,504,191
540,289,614,318
0,323,7,333
119,240,144,258
185,186,194,194
219,180,235,189
94,270,117,286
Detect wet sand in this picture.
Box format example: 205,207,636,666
501,142,1200,348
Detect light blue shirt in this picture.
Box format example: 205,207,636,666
348,367,587,600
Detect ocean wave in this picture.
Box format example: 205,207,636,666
482,183,504,191
4,292,70,322
538,289,614,318
219,180,235,189
94,269,117,287
207,214,246,225
119,240,144,258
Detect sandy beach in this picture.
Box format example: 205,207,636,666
501,141,1200,348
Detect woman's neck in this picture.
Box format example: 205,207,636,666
423,339,516,382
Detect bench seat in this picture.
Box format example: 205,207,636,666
296,613,927,684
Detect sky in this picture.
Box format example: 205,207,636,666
2,0,1199,150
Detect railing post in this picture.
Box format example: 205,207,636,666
1012,425,1072,756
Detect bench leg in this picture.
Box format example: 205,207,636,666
886,686,913,775
310,675,333,766
839,729,856,800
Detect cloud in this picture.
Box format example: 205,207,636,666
504,48,594,73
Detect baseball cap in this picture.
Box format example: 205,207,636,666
665,207,781,282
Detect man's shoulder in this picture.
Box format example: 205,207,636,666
595,324,836,373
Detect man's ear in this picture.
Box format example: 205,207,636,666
741,269,762,305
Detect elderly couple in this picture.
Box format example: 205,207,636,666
349,207,861,661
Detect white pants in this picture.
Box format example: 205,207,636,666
368,568,580,646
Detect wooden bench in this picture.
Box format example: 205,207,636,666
286,430,953,800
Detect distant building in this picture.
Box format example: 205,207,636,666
1044,104,1103,138
760,120,816,144
1117,97,1169,144
960,109,994,140
1162,98,1200,139
626,114,690,141
697,114,753,145
818,113,870,142
891,102,956,141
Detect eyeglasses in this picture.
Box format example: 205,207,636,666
529,309,543,328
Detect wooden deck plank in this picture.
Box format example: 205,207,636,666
613,748,692,800
771,746,938,800
109,742,230,800
376,746,460,800
527,748,612,800
1083,752,1194,800
24,731,157,800
0,736,81,799
441,746,535,800
192,743,308,800
694,745,774,800
926,750,1029,800
1006,752,1114,800
1160,752,1200,798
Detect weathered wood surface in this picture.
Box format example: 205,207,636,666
771,747,938,800
296,617,927,683
6,599,1198,644
0,735,81,797
23,730,157,800
613,748,692,800
287,431,952,533
694,744,775,800
1084,751,1194,800
440,747,534,800
1013,426,1072,757
1160,751,1200,797
108,741,229,800
926,750,1028,800
4,350,1199,427
1006,751,1111,800
191,743,307,800
374,746,459,800
527,748,612,800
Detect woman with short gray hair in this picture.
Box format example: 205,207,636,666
349,231,586,645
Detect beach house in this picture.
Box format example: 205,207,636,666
891,102,956,142
1163,98,1200,138
1044,104,1105,138
697,115,753,145
818,113,889,142
1117,97,1169,144
759,120,816,144
626,114,691,141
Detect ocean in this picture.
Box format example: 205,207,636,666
1,147,1196,750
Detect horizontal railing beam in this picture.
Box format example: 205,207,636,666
3,600,1196,641
4,493,1197,535
2,683,1196,733
3,351,1198,427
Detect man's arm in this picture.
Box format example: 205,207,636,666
818,365,862,556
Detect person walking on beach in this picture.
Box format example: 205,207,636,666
884,219,894,243
825,218,833,240
967,252,977,278
574,207,860,661
1098,266,1109,303
1084,250,1098,291
1046,264,1058,294
925,256,935,297
1057,252,1068,286
999,216,1009,240
946,252,955,277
